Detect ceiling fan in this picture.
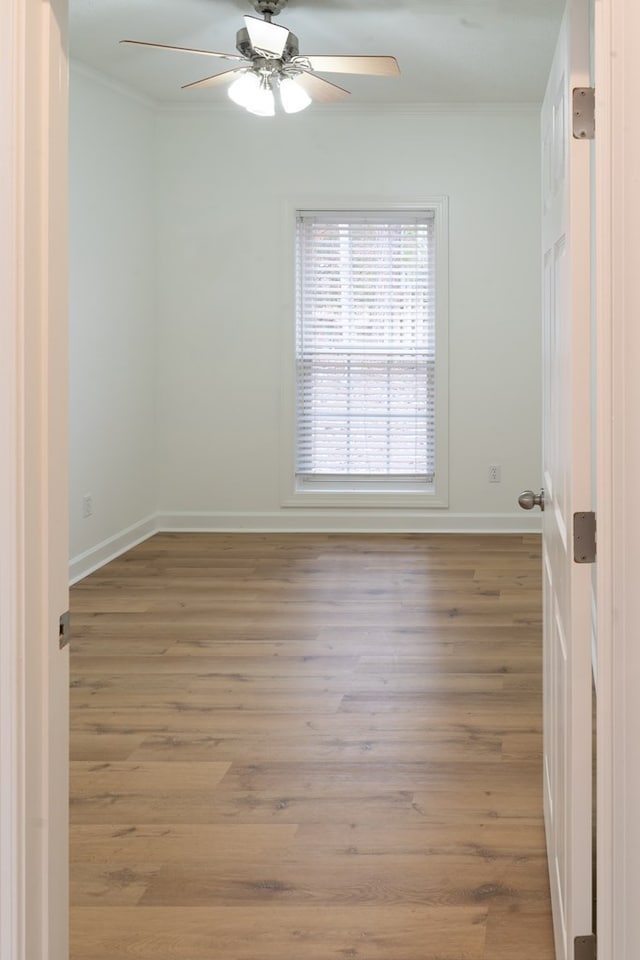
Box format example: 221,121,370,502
120,0,400,116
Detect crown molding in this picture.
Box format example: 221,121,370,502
156,99,541,119
70,58,159,110
68,61,540,118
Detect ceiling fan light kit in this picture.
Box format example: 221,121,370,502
120,0,399,117
227,69,311,116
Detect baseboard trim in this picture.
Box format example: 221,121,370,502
68,515,159,585
156,510,542,535
69,511,542,583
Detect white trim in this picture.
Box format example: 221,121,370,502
594,0,614,949
591,581,598,690
1,3,70,959
71,57,159,109
157,100,542,118
157,510,542,534
0,1,25,957
68,511,541,584
69,514,159,584
65,67,544,122
596,0,640,956
280,490,449,509
67,68,543,122
594,0,617,956
279,197,449,511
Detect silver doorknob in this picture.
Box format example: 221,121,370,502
518,489,545,511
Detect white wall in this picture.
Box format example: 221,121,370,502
155,105,542,530
68,64,157,576
68,76,542,558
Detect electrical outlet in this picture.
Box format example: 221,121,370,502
488,465,501,483
82,494,94,518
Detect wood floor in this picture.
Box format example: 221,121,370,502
69,532,555,960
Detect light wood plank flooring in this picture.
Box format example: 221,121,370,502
69,532,554,960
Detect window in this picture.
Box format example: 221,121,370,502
284,204,448,507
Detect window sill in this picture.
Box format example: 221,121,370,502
281,485,449,509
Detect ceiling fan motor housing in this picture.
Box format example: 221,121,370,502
236,26,299,61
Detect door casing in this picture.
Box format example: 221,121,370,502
0,2,69,959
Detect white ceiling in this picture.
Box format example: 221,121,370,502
69,0,565,106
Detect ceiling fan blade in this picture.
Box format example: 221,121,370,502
181,67,248,91
293,55,400,77
120,40,245,62
293,69,350,104
243,15,290,57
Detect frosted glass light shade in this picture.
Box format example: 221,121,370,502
245,82,276,116
279,76,312,113
228,72,275,116
228,71,260,108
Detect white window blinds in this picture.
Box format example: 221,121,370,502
295,211,436,482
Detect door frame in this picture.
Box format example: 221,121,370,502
1,0,637,958
0,1,69,959
0,4,25,957
594,0,640,956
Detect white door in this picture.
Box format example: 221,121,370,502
540,1,593,957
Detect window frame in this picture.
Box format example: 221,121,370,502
280,198,449,509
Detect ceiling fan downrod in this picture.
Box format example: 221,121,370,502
252,0,288,20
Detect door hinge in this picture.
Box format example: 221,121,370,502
59,610,71,650
575,933,596,960
573,87,595,139
573,511,596,563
